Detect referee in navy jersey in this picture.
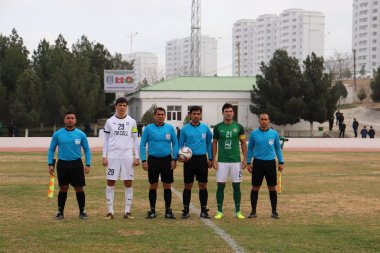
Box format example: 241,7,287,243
178,106,213,219
246,113,284,219
48,112,91,220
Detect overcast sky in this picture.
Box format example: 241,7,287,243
0,0,353,75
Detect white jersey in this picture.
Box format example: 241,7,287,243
103,114,138,158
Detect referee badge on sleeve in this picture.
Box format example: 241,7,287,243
268,139,274,145
166,133,171,140
75,139,81,145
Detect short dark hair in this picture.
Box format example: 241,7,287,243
259,113,270,119
222,103,233,112
115,97,128,105
154,107,166,114
189,105,202,113
65,112,76,116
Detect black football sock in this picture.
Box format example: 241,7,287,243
250,190,258,213
149,189,157,212
58,191,67,213
183,189,191,211
199,189,208,212
76,191,85,213
269,191,277,213
164,189,172,210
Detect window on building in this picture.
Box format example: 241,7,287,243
167,106,182,121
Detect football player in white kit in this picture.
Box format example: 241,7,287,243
102,97,140,219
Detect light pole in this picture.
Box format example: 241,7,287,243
126,32,138,53
352,49,357,92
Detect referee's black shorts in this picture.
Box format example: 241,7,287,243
57,159,85,187
251,158,277,187
147,155,173,184
183,154,208,184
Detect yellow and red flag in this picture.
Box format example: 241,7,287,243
277,171,282,194
48,175,55,198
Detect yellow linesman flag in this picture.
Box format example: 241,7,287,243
277,171,282,194
48,175,55,198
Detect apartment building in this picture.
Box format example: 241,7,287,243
165,35,217,79
232,9,325,76
122,52,159,84
352,0,380,74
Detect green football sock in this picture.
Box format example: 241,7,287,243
232,183,241,212
216,183,225,212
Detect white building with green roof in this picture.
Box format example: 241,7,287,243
126,76,259,129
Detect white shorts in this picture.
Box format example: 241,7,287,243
106,158,134,181
216,162,242,183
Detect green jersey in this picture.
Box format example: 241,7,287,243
213,121,245,163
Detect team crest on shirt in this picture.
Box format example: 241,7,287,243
75,139,81,145
166,133,171,140
233,128,238,133
202,133,206,139
268,139,274,145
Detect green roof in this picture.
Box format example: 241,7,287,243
141,76,256,91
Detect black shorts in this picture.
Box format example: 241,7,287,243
183,154,208,184
251,158,277,187
148,155,174,184
57,159,85,187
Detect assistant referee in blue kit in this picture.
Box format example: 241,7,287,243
48,112,91,220
246,113,284,219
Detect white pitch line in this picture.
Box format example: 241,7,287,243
172,187,246,253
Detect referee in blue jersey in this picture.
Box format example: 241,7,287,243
140,107,179,219
48,112,91,220
246,113,284,219
178,106,213,219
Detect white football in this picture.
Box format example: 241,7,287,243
178,146,192,160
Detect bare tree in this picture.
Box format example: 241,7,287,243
325,51,353,80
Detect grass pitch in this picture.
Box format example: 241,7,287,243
0,151,379,253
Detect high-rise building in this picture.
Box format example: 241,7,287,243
352,0,380,74
232,9,325,76
122,52,159,84
165,35,217,79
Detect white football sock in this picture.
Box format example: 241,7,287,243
106,186,114,214
125,187,133,213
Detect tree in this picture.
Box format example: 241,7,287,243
357,87,367,103
111,53,134,70
325,81,348,124
359,65,366,76
324,52,352,80
9,69,43,128
250,49,303,133
0,29,30,123
370,67,380,102
301,53,331,136
140,104,157,125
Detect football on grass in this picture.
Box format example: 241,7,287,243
178,146,192,160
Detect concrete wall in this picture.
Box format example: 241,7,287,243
1,137,379,150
